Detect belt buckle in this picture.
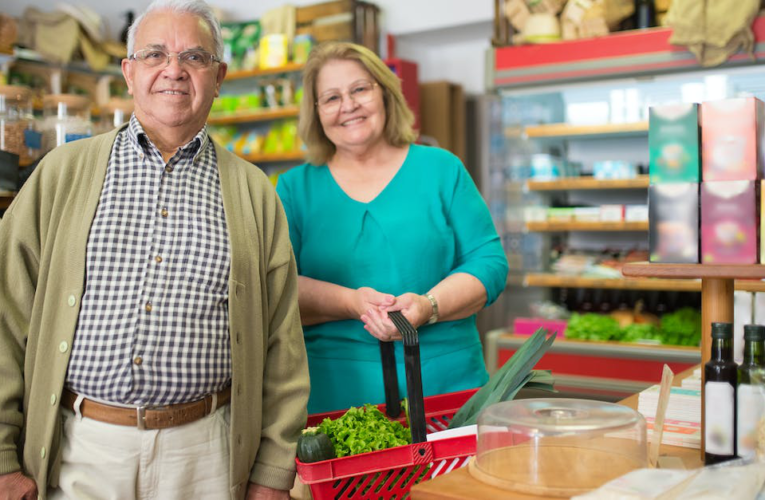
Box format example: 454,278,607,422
136,406,147,430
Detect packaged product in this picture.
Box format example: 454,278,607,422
701,180,759,264
701,97,764,181
649,103,700,184
649,183,699,263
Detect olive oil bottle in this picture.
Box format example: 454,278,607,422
737,324,765,459
704,322,737,465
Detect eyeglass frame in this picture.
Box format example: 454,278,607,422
315,81,380,114
128,47,222,69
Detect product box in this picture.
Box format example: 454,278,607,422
625,205,649,222
600,205,625,222
701,97,765,181
701,181,759,264
649,183,699,263
649,103,700,184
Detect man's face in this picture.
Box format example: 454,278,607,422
121,10,226,140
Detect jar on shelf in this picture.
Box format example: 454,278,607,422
96,97,134,134
41,94,93,154
0,85,41,166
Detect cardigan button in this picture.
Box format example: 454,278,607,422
59,342,68,353
67,295,76,307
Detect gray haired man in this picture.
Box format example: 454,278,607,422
0,1,309,499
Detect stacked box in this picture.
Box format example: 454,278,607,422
649,183,700,264
701,97,764,181
701,181,759,264
649,103,700,184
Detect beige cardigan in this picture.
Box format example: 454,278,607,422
0,126,310,498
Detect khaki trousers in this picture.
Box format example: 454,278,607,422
48,405,231,500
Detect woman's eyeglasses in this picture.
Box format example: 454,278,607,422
316,81,379,114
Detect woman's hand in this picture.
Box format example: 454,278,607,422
361,292,432,342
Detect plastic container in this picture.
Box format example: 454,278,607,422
97,97,133,134
296,389,477,500
41,94,92,154
0,85,41,165
470,398,647,497
259,33,288,69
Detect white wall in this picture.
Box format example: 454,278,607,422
5,0,494,92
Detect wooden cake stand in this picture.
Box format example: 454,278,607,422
622,262,765,457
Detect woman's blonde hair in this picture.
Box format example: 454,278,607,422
299,41,417,165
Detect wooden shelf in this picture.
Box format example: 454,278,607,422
0,192,17,210
622,262,765,280
526,220,648,232
225,63,304,81
524,272,765,293
523,121,648,139
239,151,304,163
527,175,649,191
208,106,300,125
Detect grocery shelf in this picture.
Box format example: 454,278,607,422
524,272,765,293
239,151,305,163
523,121,648,139
526,175,649,191
225,63,304,81
208,106,300,125
525,221,648,232
0,192,16,210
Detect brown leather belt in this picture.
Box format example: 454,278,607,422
61,387,231,430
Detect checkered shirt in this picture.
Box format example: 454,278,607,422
66,115,232,406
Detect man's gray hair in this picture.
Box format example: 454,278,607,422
127,0,223,60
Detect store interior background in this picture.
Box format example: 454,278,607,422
8,0,761,402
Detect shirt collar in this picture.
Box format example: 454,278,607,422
126,113,209,162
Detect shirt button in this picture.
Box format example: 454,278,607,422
161,208,169,218
50,393,57,405
165,166,173,173
40,447,46,459
67,295,76,307
155,255,163,263
145,302,153,312
134,356,143,366
59,341,68,353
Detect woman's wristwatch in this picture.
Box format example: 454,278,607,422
425,293,439,325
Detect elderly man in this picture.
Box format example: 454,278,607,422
0,1,309,499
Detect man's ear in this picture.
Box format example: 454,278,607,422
214,62,227,98
121,58,135,96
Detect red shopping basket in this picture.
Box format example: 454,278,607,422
296,388,477,499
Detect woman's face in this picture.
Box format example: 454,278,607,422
315,59,386,155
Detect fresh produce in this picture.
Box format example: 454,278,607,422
448,328,556,428
565,313,621,341
565,308,701,346
317,404,411,458
296,428,336,463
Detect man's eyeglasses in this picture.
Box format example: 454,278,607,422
316,81,379,115
129,48,221,69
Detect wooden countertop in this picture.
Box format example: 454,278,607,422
410,368,702,500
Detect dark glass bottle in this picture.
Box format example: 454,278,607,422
737,324,765,459
635,0,655,29
704,322,738,465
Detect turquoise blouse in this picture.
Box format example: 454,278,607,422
276,144,508,413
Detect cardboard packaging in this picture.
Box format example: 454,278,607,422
701,181,759,264
701,97,765,181
649,183,699,263
419,81,465,162
649,103,700,184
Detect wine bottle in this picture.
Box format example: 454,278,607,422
737,324,765,459
635,0,655,29
704,322,738,465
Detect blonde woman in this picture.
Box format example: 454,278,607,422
276,42,508,413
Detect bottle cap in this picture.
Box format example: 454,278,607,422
744,324,765,341
710,322,733,339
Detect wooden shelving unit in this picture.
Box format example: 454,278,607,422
527,175,650,191
239,151,305,163
208,106,300,125
0,192,16,210
524,272,765,293
225,63,304,81
523,121,649,139
526,220,648,232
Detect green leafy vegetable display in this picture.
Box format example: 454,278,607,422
317,404,411,458
565,308,701,346
565,313,621,341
